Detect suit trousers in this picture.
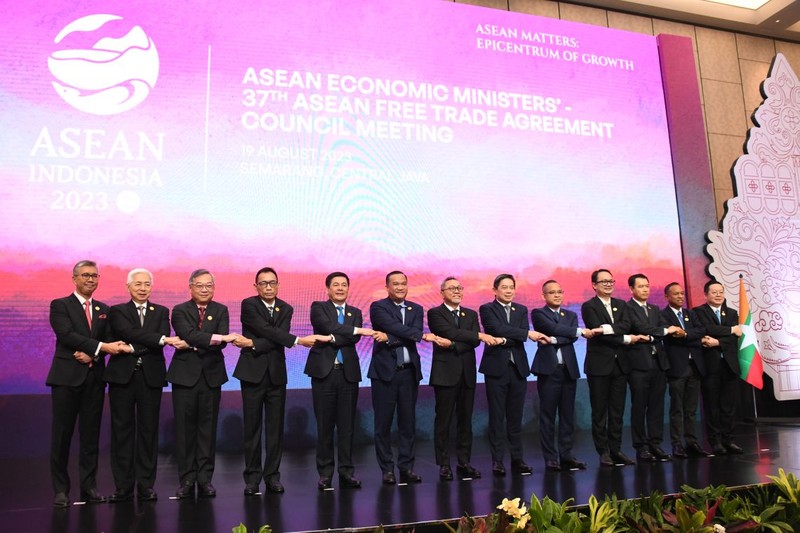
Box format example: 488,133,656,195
311,368,358,478
172,376,221,485
50,370,105,494
108,370,162,491
628,360,667,449
241,375,286,485
701,360,740,446
372,367,418,473
537,365,577,463
668,360,702,447
433,374,475,466
485,363,527,462
587,359,627,454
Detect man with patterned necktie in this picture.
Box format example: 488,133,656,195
47,260,131,507
304,272,378,491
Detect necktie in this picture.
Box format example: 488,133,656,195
504,304,511,323
452,309,460,327
715,308,721,324
553,309,560,322
642,304,649,317
137,305,145,327
198,306,206,329
84,300,92,330
605,301,614,323
267,306,275,325
336,306,344,364
397,304,409,366
677,310,685,328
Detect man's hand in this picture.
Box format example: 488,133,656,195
422,333,437,342
372,331,389,343
702,335,720,347
433,336,453,348
528,330,548,342
172,339,190,350
164,336,182,346
221,333,241,343
101,341,129,355
478,333,501,346
73,351,92,364
232,336,255,349
731,325,743,337
581,328,595,339
357,327,375,336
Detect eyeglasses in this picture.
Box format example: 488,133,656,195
595,280,615,285
442,286,464,293
76,273,99,280
545,290,564,295
191,283,215,290
257,281,279,288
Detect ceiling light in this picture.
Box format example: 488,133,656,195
702,0,770,9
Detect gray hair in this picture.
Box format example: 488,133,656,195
127,268,153,285
72,260,97,276
189,268,214,285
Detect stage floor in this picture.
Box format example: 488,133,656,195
2,423,798,533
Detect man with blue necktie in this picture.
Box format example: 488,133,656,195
368,271,434,484
304,272,378,491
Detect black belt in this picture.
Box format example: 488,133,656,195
396,363,413,370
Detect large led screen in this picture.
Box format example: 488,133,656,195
0,0,683,393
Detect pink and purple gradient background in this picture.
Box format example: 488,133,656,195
0,0,683,392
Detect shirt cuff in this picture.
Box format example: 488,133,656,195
601,324,614,335
210,334,223,345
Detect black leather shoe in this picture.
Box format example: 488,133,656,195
511,459,532,474
266,480,285,493
636,448,656,462
599,453,614,467
399,470,422,483
382,471,396,485
651,447,672,461
456,463,481,479
243,484,259,496
137,488,157,501
672,445,688,459
711,444,727,456
318,477,332,491
561,458,587,470
108,488,133,503
610,451,635,465
686,442,711,457
53,492,69,508
80,488,106,503
545,460,561,471
175,481,195,499
724,442,743,455
492,461,506,476
197,482,216,498
439,465,453,481
339,475,362,489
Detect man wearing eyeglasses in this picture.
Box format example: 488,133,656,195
303,272,377,491
232,267,329,495
168,269,239,499
581,269,643,467
693,280,743,455
531,280,593,472
479,274,548,476
428,277,502,481
47,260,132,507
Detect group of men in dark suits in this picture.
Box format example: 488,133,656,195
47,262,749,506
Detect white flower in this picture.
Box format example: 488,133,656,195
713,525,726,533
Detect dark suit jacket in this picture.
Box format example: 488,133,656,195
622,299,670,372
530,306,581,380
427,304,480,387
106,300,169,388
304,300,363,383
692,303,740,375
661,306,706,378
233,296,296,386
167,300,229,388
367,297,423,382
46,294,111,387
478,300,531,378
581,296,631,376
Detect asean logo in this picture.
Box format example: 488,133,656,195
48,14,159,115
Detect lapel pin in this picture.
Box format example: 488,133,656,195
275,307,280,312
612,307,618,312
511,307,516,311
560,311,565,316
721,311,726,316
347,312,352,317
407,306,412,311
461,312,466,317
149,306,154,311
207,316,213,320
94,306,100,311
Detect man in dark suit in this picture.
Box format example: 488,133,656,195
623,274,682,462
47,260,131,507
428,276,500,481
479,274,548,476
167,269,238,499
368,271,432,484
531,279,591,472
661,282,710,458
106,268,183,502
693,280,743,455
304,272,375,491
581,269,644,467
232,267,327,495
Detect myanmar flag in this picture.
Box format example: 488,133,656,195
738,277,764,389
